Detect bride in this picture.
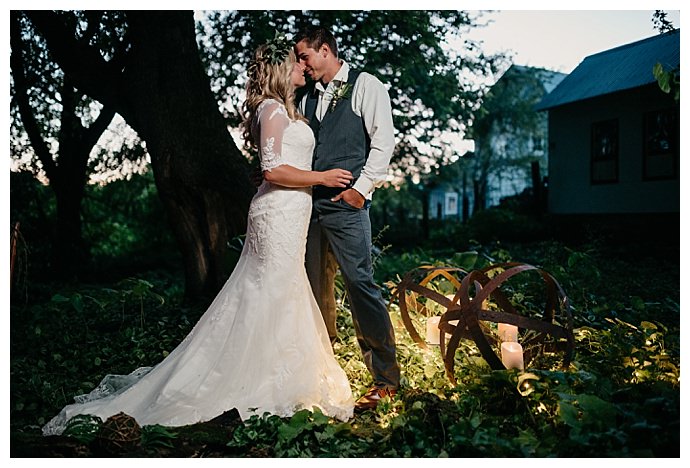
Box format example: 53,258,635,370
42,37,355,435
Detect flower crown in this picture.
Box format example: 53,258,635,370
263,31,293,65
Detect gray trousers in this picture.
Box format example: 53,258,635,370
306,198,400,389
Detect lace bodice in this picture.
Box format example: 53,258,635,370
252,99,314,172
244,99,317,289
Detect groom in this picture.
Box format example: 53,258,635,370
295,26,400,411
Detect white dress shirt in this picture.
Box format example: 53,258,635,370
299,61,395,199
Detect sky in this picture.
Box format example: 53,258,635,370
463,9,681,74
5,4,682,81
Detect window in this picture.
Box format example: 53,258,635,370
532,136,544,152
591,119,619,184
643,108,678,180
446,194,458,216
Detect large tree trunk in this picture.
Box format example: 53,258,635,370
11,13,114,276
27,11,255,300
121,12,254,299
52,180,87,274
50,78,92,275
420,188,430,240
473,179,486,213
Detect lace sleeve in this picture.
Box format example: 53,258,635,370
257,100,290,172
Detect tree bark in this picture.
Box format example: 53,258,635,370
11,13,116,276
421,188,430,240
26,10,255,299
473,179,486,213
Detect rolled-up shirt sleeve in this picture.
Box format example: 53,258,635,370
351,73,395,198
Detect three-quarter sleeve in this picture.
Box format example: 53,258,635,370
256,100,291,172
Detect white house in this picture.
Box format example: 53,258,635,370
428,187,460,220
472,65,566,211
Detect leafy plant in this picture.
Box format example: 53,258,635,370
141,424,178,449
653,62,680,101
10,240,680,457
61,414,103,444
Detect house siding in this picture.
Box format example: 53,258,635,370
473,65,565,211
547,84,679,214
428,189,460,220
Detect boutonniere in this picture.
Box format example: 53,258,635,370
328,82,353,112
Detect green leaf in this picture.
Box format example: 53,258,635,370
557,401,580,428
469,411,482,429
451,251,478,270
515,429,539,456
658,73,671,93
277,423,301,443
630,296,645,311
577,394,617,427
62,414,103,444
51,294,70,303
424,362,437,379
141,424,178,448
310,407,329,426
288,408,311,426
71,294,84,313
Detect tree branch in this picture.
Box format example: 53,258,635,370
82,105,117,161
24,10,122,109
10,12,57,180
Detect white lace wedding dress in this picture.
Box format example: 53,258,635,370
42,99,354,435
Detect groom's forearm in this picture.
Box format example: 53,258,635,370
354,120,395,198
354,75,395,198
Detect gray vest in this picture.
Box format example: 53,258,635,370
305,71,370,200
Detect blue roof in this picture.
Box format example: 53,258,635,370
536,30,680,110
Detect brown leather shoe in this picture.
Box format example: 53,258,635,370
354,386,397,412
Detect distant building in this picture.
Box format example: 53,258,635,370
424,155,475,223
428,186,459,220
536,30,680,215
472,65,566,211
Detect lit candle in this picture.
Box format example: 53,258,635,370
501,342,524,370
426,316,441,345
426,317,459,345
498,323,518,342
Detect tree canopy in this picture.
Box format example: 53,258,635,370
11,10,505,298
198,10,505,175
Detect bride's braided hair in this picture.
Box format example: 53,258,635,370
241,35,303,150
